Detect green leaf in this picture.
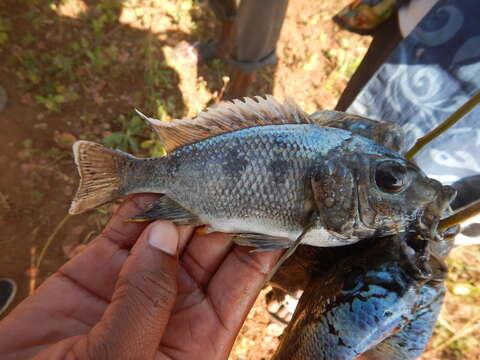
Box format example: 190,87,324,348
128,137,139,153
150,143,166,157
103,132,124,147
141,139,155,149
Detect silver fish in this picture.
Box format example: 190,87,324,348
69,96,446,251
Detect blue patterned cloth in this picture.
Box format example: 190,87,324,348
349,0,480,184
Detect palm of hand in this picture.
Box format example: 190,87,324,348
0,195,280,360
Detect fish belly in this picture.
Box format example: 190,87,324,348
204,217,359,247
203,216,302,240
301,227,359,247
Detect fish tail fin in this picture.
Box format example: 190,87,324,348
69,141,133,214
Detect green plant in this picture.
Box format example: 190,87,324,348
102,114,146,153
141,135,166,157
0,15,10,46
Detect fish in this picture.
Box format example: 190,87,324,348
309,110,407,154
267,116,458,359
271,225,456,360
69,96,447,252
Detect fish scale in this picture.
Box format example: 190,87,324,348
161,125,330,237
272,235,430,360
271,223,455,360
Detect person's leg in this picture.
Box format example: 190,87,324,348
335,13,403,111
226,0,289,99
208,0,237,21
203,0,237,60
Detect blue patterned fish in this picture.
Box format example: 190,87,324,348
69,96,449,253
271,224,456,360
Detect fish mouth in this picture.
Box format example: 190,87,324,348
438,185,458,225
430,184,457,218
414,184,458,243
441,185,457,206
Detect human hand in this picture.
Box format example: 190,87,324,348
0,194,281,360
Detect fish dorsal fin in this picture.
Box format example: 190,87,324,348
136,95,311,153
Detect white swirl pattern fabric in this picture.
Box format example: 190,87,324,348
348,0,480,184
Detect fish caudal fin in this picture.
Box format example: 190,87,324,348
70,141,131,214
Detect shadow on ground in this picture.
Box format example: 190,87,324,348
0,0,220,314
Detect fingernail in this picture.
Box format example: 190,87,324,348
147,221,178,256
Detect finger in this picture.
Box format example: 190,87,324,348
84,221,179,359
207,246,282,342
60,194,160,301
100,194,162,248
177,225,195,253
172,232,233,313
160,246,283,359
180,232,233,288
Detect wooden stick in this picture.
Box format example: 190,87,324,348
439,199,480,230
28,247,37,295
36,214,72,269
406,91,480,160
216,76,230,103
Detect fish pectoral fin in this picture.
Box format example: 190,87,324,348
232,233,292,252
127,196,199,225
234,230,309,282
265,228,312,282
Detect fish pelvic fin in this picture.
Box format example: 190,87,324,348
137,95,311,153
70,141,132,215
232,233,292,251
127,196,200,225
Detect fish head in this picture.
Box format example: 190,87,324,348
311,142,457,244
355,154,456,235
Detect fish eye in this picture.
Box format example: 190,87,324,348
375,161,409,193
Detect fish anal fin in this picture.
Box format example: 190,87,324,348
127,196,199,225
138,96,311,153
232,233,292,252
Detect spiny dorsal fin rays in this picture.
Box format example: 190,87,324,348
134,109,164,137
310,110,363,124
136,95,311,153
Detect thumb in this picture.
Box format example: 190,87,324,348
87,221,179,359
